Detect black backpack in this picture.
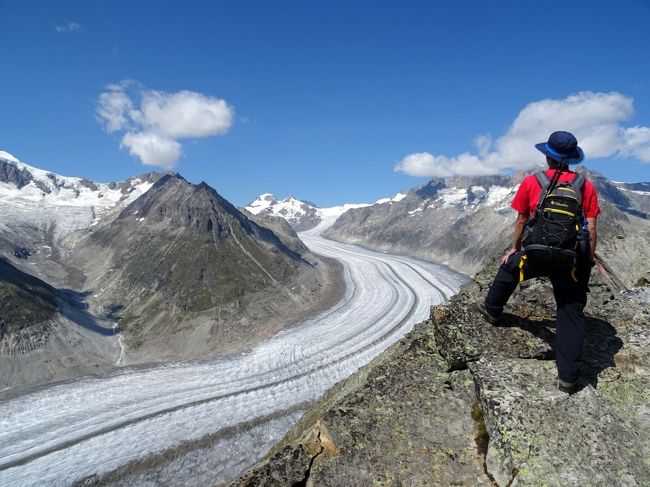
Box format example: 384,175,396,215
522,169,586,269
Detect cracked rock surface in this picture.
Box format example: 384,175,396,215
471,358,649,486
231,256,650,486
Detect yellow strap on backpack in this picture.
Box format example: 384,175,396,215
519,254,527,283
571,265,578,282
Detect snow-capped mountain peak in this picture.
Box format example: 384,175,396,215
245,193,321,231
247,193,279,212
245,193,371,232
0,151,159,242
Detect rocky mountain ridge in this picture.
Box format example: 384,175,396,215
232,257,650,486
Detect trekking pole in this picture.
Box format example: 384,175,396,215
546,163,566,196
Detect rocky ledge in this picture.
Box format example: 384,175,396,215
230,257,650,486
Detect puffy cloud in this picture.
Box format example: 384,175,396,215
621,126,650,162
395,152,493,178
96,82,234,169
97,89,133,132
395,91,650,178
139,91,233,138
121,132,181,170
55,22,82,33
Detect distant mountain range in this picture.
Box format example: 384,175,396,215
0,151,340,395
245,192,407,231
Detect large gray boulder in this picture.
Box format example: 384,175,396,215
471,357,649,486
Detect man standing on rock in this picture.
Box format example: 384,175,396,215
478,131,600,394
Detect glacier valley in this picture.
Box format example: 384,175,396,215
0,219,466,486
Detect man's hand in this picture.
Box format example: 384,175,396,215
587,217,597,267
502,247,518,265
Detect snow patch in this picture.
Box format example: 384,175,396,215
0,150,20,163
376,192,407,205
485,186,514,207
619,188,650,196
438,187,468,208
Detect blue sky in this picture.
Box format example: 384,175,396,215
1,0,650,207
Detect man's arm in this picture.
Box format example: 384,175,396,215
502,212,528,264
587,216,597,264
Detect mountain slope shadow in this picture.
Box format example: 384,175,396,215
58,289,118,337
0,257,116,340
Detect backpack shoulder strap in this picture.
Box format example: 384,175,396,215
571,173,586,204
535,171,550,188
534,171,551,208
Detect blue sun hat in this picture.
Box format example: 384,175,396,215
535,131,585,165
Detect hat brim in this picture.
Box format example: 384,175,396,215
535,143,584,165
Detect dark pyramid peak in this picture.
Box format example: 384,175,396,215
118,173,220,227
83,173,309,321
111,173,298,257
149,172,188,188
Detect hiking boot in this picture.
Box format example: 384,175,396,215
475,299,500,325
558,378,577,395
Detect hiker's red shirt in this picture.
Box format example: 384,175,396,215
511,169,601,219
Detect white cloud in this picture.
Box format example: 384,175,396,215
121,132,181,170
395,91,650,178
97,89,133,132
621,126,650,162
140,91,233,138
395,152,493,178
55,22,82,33
96,82,234,168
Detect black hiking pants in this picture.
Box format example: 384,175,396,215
484,251,591,384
